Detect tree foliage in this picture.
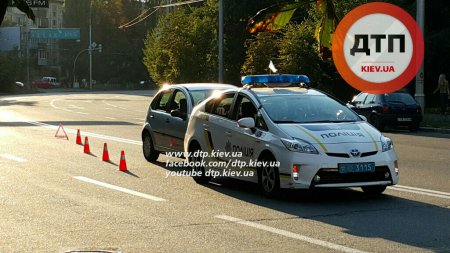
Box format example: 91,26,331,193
143,0,218,85
61,0,150,84
0,52,23,92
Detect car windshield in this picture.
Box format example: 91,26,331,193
384,93,417,105
260,94,361,123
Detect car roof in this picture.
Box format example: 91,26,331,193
167,83,236,91
250,87,325,97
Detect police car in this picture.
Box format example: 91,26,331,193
184,75,399,196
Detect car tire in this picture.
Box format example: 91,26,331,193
143,132,159,162
257,155,280,198
190,146,211,184
371,115,385,131
362,185,387,195
408,123,420,132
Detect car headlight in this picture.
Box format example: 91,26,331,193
381,136,393,152
281,138,319,154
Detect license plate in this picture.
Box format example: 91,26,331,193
339,163,375,173
397,117,412,122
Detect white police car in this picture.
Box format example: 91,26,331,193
184,75,399,196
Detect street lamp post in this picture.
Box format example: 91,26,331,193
218,0,223,83
89,0,93,89
73,44,102,88
415,0,425,114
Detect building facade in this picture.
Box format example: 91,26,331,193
2,0,65,83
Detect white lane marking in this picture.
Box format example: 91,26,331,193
20,119,141,145
69,105,85,110
50,99,59,109
76,112,89,115
215,215,368,253
389,185,450,200
395,185,450,196
102,100,146,113
74,176,166,201
0,154,27,163
104,117,116,120
102,100,125,109
51,99,75,113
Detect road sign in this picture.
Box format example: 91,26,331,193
30,28,80,40
8,0,49,8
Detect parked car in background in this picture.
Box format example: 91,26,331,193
348,91,422,132
142,83,235,162
32,77,60,89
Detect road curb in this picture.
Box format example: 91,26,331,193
420,127,450,134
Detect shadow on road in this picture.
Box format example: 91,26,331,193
202,177,450,252
0,100,37,107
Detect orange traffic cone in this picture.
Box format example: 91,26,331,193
76,129,82,145
119,150,127,171
102,143,110,161
84,136,90,154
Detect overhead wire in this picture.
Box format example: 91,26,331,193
118,0,205,29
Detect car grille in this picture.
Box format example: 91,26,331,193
326,151,378,158
311,166,391,186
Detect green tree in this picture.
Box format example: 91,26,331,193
241,32,279,75
143,0,218,85
61,0,150,85
0,52,24,92
242,0,366,100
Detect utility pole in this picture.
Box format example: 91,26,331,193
415,0,425,114
89,0,93,90
218,0,223,83
25,17,30,90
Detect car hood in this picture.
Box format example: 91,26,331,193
277,122,382,145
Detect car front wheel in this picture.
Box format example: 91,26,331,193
143,132,159,162
258,156,280,197
371,115,385,131
190,147,211,184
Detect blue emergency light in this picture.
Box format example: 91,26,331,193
241,74,310,85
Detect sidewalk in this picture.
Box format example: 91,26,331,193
421,113,450,134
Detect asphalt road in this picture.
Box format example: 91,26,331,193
1,90,449,253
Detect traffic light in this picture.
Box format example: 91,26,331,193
98,44,102,53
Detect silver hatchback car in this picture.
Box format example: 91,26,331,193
142,83,235,162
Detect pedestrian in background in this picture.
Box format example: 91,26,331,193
433,74,449,116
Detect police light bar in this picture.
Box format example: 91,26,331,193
241,74,310,85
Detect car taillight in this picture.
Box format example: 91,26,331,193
417,107,422,113
381,104,390,113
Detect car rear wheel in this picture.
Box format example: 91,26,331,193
408,123,420,132
258,156,280,197
143,132,159,162
190,146,210,184
362,185,387,195
371,115,385,131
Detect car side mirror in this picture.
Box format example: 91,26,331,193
359,115,367,121
238,117,255,129
170,110,187,120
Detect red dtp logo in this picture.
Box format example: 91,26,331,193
332,2,424,94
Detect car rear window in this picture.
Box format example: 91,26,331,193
191,90,221,105
384,93,417,105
